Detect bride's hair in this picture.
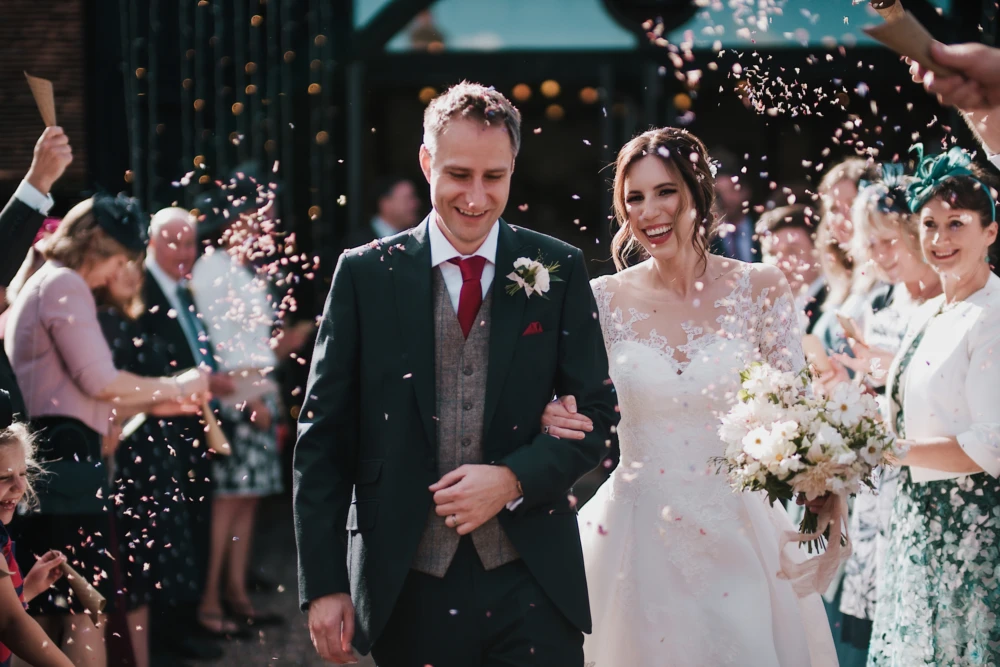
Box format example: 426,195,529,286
610,127,720,272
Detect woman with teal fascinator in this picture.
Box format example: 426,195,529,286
867,144,1000,665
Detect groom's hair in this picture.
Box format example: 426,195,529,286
422,81,522,158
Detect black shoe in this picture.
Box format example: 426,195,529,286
194,610,255,640
224,599,286,628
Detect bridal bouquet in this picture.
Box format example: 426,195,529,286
715,362,896,550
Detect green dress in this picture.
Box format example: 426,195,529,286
868,328,1000,665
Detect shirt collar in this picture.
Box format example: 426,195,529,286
145,255,182,293
371,216,396,239
427,213,500,269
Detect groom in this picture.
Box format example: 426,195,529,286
293,81,618,666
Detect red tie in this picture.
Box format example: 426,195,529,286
449,256,487,338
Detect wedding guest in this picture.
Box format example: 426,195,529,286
710,150,759,262
756,204,826,331
97,259,193,667
4,194,208,666
342,175,421,249
0,392,74,667
192,181,284,631
0,127,73,419
867,146,1000,664
811,158,880,356
816,169,942,666
121,207,239,662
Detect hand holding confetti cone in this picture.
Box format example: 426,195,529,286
863,10,959,78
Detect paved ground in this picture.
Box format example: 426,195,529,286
208,496,375,667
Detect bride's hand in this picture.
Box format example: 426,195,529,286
541,396,593,440
796,492,831,514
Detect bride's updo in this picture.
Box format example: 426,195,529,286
610,127,720,272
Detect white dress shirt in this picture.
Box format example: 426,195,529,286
145,256,202,362
14,180,54,215
989,154,1000,172
890,273,1000,482
427,214,499,314
371,216,396,240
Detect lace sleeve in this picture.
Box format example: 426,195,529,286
590,275,614,357
752,267,806,373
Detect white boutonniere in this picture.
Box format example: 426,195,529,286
506,255,563,298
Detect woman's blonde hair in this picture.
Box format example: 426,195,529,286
0,422,40,511
816,158,878,307
850,179,922,281
43,198,142,270
610,127,719,272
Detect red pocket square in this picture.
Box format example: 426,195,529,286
522,321,544,336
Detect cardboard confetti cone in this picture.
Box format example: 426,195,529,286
60,561,107,615
202,401,232,456
24,72,56,127
869,0,905,22
863,11,959,78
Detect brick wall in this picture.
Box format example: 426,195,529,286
0,0,87,193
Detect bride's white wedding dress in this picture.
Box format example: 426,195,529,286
580,266,837,667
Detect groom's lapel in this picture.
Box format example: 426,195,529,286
484,220,529,436
392,218,436,450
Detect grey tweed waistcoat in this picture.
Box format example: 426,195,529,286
410,269,520,577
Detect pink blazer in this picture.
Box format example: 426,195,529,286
4,262,119,435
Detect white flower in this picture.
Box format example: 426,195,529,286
743,364,781,397
770,419,800,442
859,436,887,466
719,401,756,446
533,265,551,293
742,427,776,460
803,436,830,464
771,453,805,480
507,257,552,298
826,383,864,427
812,422,845,449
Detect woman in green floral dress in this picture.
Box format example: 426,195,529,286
868,147,1000,665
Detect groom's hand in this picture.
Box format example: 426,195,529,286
430,464,521,535
308,593,358,664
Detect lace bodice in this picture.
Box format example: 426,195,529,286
592,265,804,376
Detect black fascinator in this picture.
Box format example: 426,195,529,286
92,192,150,252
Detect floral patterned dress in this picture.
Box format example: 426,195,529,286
868,283,1000,666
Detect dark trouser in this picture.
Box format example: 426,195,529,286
371,537,583,667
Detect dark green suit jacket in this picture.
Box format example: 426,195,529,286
293,217,618,654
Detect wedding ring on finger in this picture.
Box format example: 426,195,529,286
543,425,550,435
447,514,458,528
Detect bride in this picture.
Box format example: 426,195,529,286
542,128,837,666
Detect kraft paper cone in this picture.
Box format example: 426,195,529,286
60,561,107,615
863,11,959,78
202,401,232,456
24,72,56,127
869,0,905,22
